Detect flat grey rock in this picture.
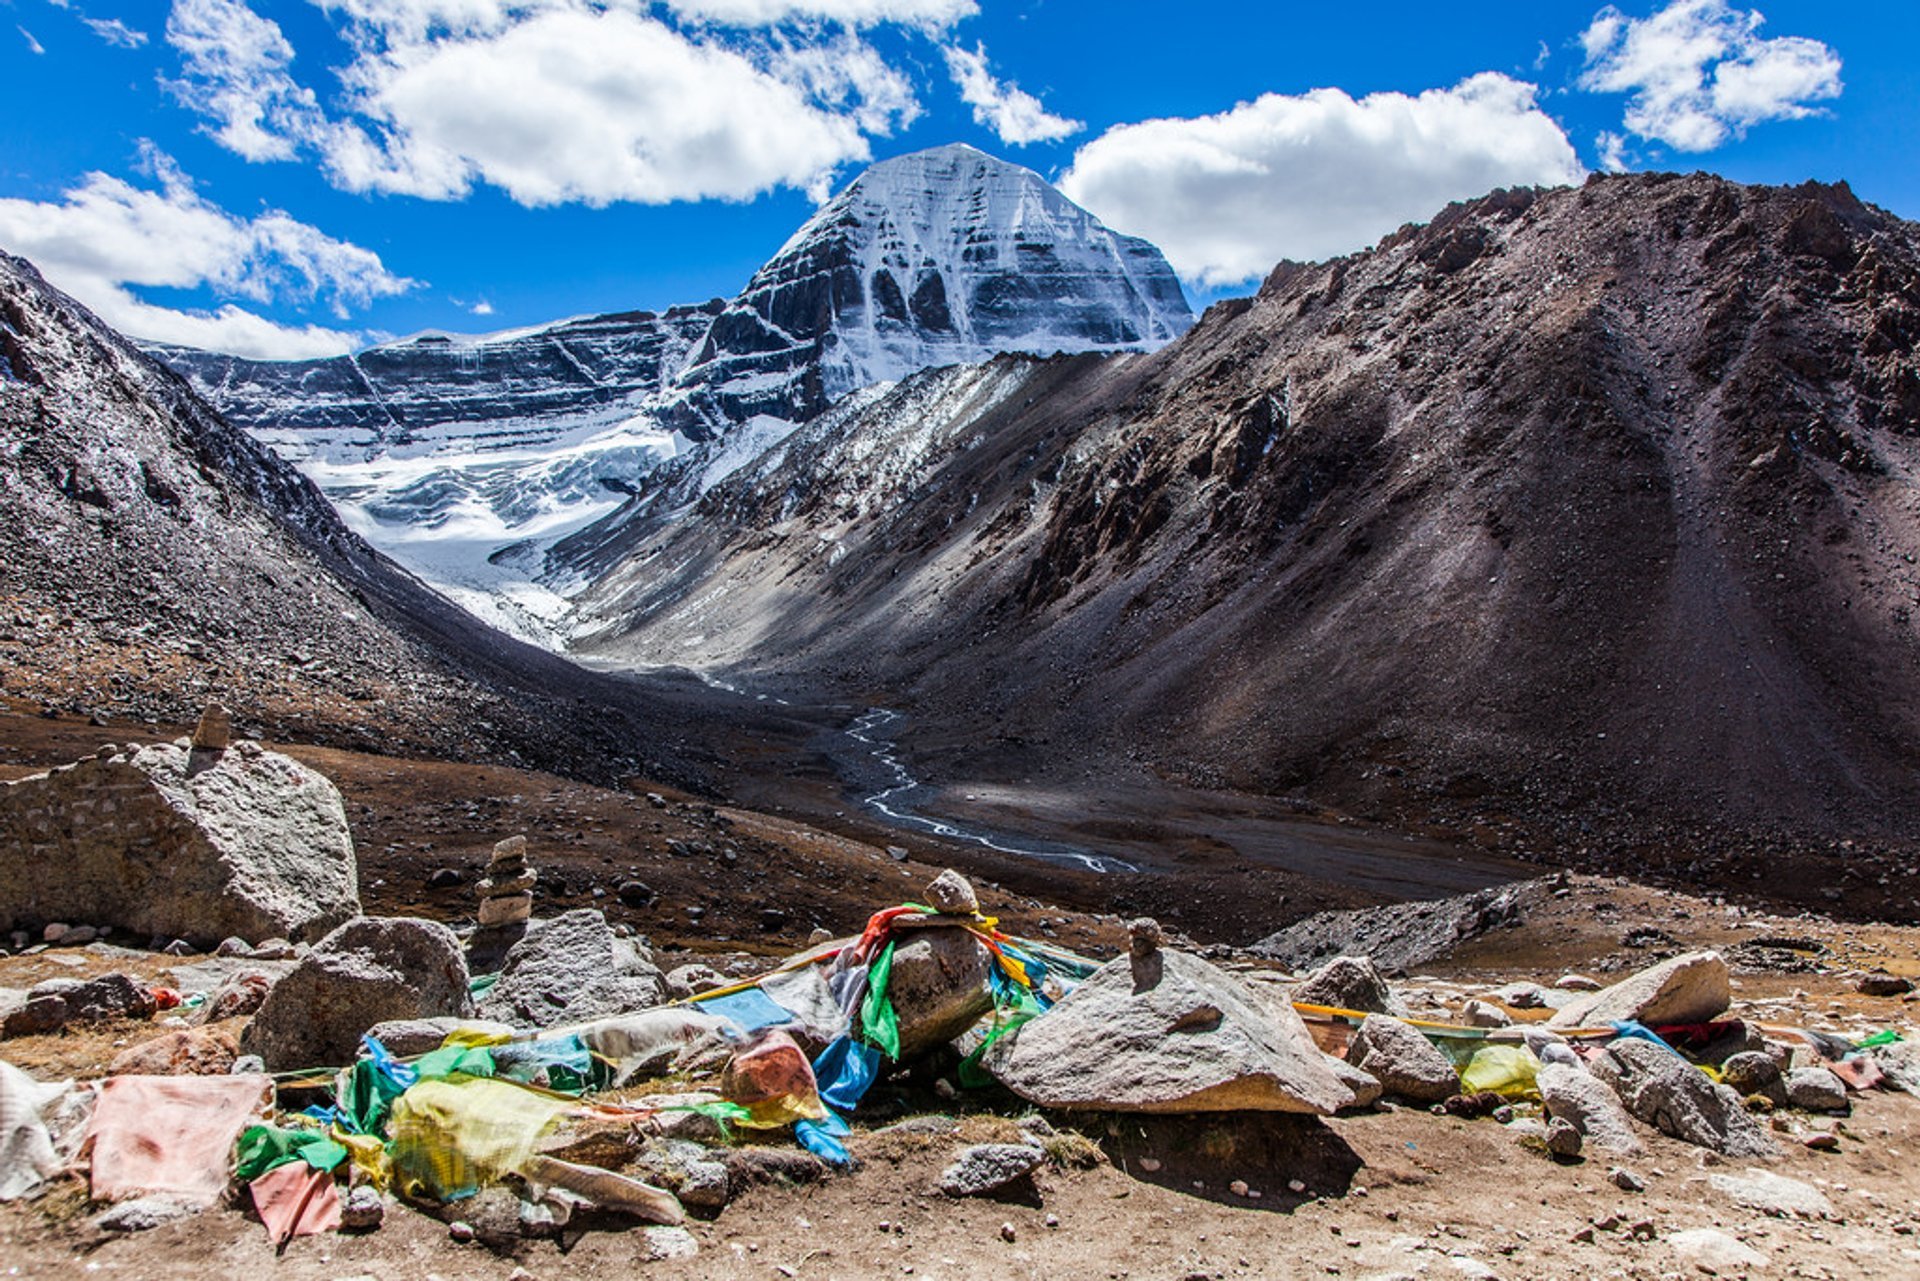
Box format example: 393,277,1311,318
1709,1169,1836,1220
940,1143,1045,1197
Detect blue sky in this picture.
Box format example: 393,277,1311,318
1,1,1912,357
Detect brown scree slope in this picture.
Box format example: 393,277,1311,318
569,174,1920,898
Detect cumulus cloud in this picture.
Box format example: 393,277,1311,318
943,42,1081,146
165,0,326,162
321,9,898,205
663,0,976,26
1059,74,1587,287
84,17,148,48
164,0,936,207
1580,0,1842,151
0,153,414,358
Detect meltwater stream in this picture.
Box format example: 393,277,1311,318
845,708,1134,874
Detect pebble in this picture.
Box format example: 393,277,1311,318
448,1221,475,1243
1805,1132,1841,1151
1045,1214,1060,1229
1229,1180,1250,1197
1137,1157,1161,1172
1609,1167,1646,1193
1000,1222,1017,1243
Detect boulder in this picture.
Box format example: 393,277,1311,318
108,1027,238,1076
0,739,357,947
1291,956,1406,1017
191,969,277,1024
983,947,1353,1114
884,927,995,1062
1784,1066,1848,1112
1720,1051,1788,1105
1462,999,1511,1028
1347,1015,1458,1104
664,964,728,1002
1872,1040,1920,1094
1547,951,1731,1030
3,973,154,1038
939,1143,1045,1197
1323,1053,1384,1110
362,1017,518,1058
477,910,665,1030
1537,1062,1645,1155
1590,1038,1776,1157
241,917,471,1070
925,869,979,916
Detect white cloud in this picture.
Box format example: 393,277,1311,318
1580,1,1842,151
469,299,493,316
663,0,975,27
165,0,327,162
1596,130,1631,172
19,26,46,55
1059,73,1587,287
84,17,148,48
165,1,924,207
0,154,414,358
322,9,888,205
942,42,1081,146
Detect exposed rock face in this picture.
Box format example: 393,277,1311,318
674,143,1191,427
476,910,665,1030
1547,951,1732,1030
1346,1015,1459,1104
1250,884,1540,973
1590,1038,1777,1157
984,947,1353,1114
0,247,732,794
241,917,472,1070
567,176,1920,895
0,739,356,948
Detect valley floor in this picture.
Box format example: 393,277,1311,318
3,710,1919,1277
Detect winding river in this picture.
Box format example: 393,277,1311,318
844,708,1135,874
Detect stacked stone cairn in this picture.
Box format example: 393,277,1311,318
477,836,535,928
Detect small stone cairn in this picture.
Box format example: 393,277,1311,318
477,836,535,928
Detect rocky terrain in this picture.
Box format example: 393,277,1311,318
0,248,801,791
153,146,1191,631
0,712,1917,1280
564,174,1920,911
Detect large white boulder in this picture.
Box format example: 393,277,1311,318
1547,951,1731,1030
0,739,357,947
983,947,1354,1114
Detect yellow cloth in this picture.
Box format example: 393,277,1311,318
386,1075,571,1202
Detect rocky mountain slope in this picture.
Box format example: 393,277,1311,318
0,250,768,788
564,174,1920,897
154,146,1191,634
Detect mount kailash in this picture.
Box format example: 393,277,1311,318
155,145,1193,640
